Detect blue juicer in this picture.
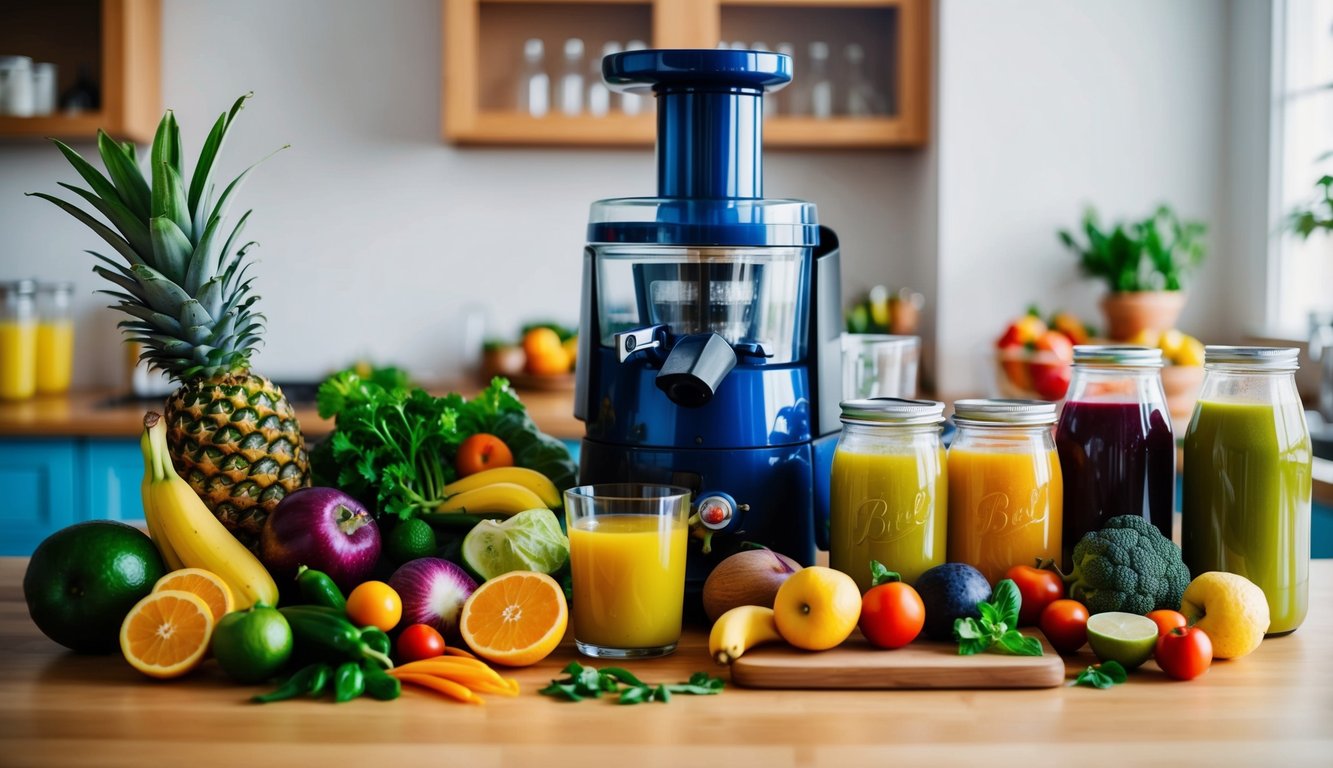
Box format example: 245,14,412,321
574,49,844,595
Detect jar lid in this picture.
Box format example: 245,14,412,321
839,397,945,426
1204,345,1300,370
0,279,37,297
952,398,1058,426
1073,345,1163,367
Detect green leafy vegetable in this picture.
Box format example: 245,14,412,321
953,579,1044,657
312,372,576,520
1072,661,1128,689
539,662,724,705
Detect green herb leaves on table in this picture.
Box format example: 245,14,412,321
1072,661,1128,689
540,662,724,705
954,579,1044,657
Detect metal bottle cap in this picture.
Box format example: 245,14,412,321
839,397,945,426
952,398,1058,426
1204,345,1300,370
1073,345,1164,367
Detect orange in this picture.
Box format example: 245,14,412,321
153,568,235,623
522,327,563,359
772,566,861,651
459,571,567,667
119,589,215,679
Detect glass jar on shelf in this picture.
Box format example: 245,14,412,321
0,279,38,400
559,38,585,116
517,38,550,117
35,282,75,395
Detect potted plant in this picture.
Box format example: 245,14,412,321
1058,205,1207,340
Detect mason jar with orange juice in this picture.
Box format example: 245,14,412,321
0,280,38,400
35,282,74,395
830,398,947,590
947,399,1063,584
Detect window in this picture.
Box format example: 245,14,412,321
1270,0,1333,336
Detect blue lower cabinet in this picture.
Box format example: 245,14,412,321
0,440,80,556
1315,500,1333,559
86,439,147,523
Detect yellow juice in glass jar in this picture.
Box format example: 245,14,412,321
35,320,73,394
0,320,37,400
569,514,687,650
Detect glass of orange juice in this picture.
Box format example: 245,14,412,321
0,280,38,401
565,483,691,658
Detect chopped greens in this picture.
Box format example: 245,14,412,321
1071,661,1128,689
539,662,724,705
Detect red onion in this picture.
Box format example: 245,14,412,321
260,487,381,591
388,558,477,638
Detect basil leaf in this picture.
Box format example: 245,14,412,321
954,617,986,641
538,682,584,701
991,579,1022,628
602,667,648,687
1072,662,1127,689
655,684,671,703
978,601,1004,629
869,560,902,587
997,630,1044,657
618,687,648,705
958,636,991,656
1097,660,1128,684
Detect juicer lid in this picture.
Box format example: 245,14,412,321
951,398,1058,426
1204,345,1300,370
587,197,819,247
1073,345,1164,367
840,398,945,426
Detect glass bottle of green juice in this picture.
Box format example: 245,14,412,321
1182,346,1312,636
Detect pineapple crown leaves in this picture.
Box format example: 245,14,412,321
26,93,287,381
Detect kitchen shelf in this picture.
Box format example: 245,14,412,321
0,0,161,144
441,0,929,148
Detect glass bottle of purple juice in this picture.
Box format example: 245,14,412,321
1055,346,1175,563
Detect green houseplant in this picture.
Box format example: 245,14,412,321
1058,205,1207,340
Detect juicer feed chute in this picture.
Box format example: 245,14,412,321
574,49,843,598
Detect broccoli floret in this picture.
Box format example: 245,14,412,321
1066,515,1190,615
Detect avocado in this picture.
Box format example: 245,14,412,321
915,562,992,641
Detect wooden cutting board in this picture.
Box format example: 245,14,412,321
730,635,1066,690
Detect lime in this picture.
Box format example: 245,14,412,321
211,604,294,683
461,508,569,580
386,518,437,565
1086,611,1159,669
23,520,167,654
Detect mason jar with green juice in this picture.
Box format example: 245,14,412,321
1182,346,1312,636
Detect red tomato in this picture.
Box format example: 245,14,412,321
859,582,926,649
1030,330,1075,399
396,623,446,663
1155,626,1213,681
1146,609,1188,638
455,433,514,477
1005,563,1065,626
1039,599,1089,655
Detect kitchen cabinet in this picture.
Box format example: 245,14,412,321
441,0,929,148
0,0,161,143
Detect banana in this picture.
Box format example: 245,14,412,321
708,605,784,665
443,466,562,508
142,413,278,608
436,482,548,515
139,430,184,571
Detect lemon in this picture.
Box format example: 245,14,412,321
1176,336,1206,367
1127,328,1161,348
1086,611,1159,669
1181,572,1270,659
772,566,860,651
1158,329,1187,360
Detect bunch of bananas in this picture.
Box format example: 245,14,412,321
140,413,279,608
709,605,784,664
435,467,562,516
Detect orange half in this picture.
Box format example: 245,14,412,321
459,571,568,667
120,589,214,679
153,568,234,623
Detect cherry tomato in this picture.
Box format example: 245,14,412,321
396,623,446,663
1155,626,1213,681
1005,563,1065,626
859,581,926,649
346,580,403,632
1146,609,1189,638
455,433,514,477
1039,599,1089,655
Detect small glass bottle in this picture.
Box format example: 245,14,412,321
947,399,1063,584
517,38,550,117
843,44,884,116
586,41,621,117
35,282,75,395
0,280,38,400
1183,346,1312,636
559,38,585,116
1055,345,1174,564
620,40,649,115
830,398,948,590
807,41,833,119
773,42,795,116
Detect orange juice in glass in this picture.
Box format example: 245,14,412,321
0,280,38,400
947,399,1063,584
35,283,74,395
566,484,690,658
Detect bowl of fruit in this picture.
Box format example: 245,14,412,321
482,323,578,390
992,309,1089,401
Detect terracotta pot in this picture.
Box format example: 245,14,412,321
1100,291,1187,341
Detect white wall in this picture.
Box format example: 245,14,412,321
0,0,930,389
933,0,1242,394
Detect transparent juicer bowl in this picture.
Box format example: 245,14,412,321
594,244,808,364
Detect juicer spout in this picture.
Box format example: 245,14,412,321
656,333,738,408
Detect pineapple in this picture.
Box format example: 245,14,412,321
31,94,309,549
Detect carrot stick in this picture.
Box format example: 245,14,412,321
394,657,497,675
468,679,520,697
391,660,506,683
395,672,483,705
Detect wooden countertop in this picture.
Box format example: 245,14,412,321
0,557,1330,766
0,384,582,441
